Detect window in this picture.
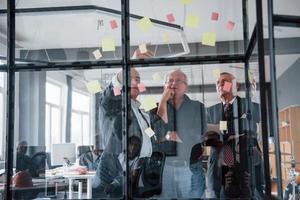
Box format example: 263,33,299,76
45,81,62,152
0,73,5,160
71,90,91,146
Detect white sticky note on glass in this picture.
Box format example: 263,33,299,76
86,80,102,94
219,121,227,131
102,37,116,52
152,72,162,81
145,127,155,138
139,44,147,54
92,49,102,59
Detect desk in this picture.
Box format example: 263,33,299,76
63,172,95,199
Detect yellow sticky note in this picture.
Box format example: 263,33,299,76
139,44,147,54
185,14,200,28
162,32,171,43
92,49,102,59
202,32,217,47
145,127,155,138
180,0,192,5
219,121,227,131
142,96,157,111
86,80,102,94
152,72,162,81
212,69,221,78
102,37,115,52
137,17,153,32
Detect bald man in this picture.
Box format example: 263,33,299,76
152,69,207,198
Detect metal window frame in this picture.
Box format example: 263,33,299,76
4,0,300,199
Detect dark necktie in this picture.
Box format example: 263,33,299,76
224,103,232,120
222,144,234,166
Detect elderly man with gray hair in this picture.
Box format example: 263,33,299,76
151,68,207,199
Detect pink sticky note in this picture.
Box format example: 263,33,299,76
110,20,118,29
138,83,146,92
226,21,235,30
211,12,219,21
223,81,232,92
166,13,175,23
113,86,121,96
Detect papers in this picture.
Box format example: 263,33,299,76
145,127,155,138
137,17,153,32
185,14,200,28
165,131,183,143
102,37,116,52
202,32,217,47
86,80,102,94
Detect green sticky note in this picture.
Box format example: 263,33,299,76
152,72,162,81
86,80,102,94
137,17,153,32
202,32,217,47
142,96,157,111
102,37,116,52
162,32,171,43
180,0,192,5
212,69,221,78
185,14,200,28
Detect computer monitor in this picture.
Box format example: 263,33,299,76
27,146,46,158
51,143,76,166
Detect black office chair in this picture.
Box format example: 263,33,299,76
30,152,47,177
136,151,166,198
77,145,93,157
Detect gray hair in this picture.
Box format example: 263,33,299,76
164,68,188,85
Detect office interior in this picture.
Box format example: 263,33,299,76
0,0,300,199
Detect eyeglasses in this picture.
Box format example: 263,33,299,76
165,80,187,85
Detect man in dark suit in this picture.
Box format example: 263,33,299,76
205,72,263,198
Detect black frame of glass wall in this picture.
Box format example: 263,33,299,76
4,0,299,199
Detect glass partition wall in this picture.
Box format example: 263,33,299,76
2,0,299,199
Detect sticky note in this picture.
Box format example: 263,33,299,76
211,12,219,21
102,37,115,52
142,96,157,111
223,81,232,92
185,14,200,28
137,17,153,32
219,121,227,131
139,44,147,54
166,131,183,143
92,49,102,60
86,80,102,94
113,86,121,96
138,83,146,92
166,13,175,23
212,69,221,78
202,32,216,47
162,32,171,43
226,21,235,31
145,127,155,138
152,72,162,81
180,0,192,5
248,70,253,81
110,20,118,29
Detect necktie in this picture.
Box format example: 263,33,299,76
222,144,234,166
224,103,232,119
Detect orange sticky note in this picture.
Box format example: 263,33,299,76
102,37,115,52
92,49,102,59
219,121,227,131
142,96,157,111
180,0,192,5
166,13,175,23
145,127,155,138
212,69,221,78
113,86,121,96
139,44,147,54
226,21,235,30
137,17,153,32
162,32,171,43
138,83,146,92
211,12,219,21
110,20,118,29
86,80,102,94
223,81,232,92
202,32,216,47
185,14,200,28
